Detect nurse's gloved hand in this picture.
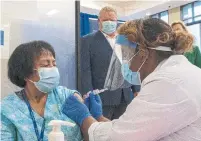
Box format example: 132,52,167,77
62,95,91,126
88,92,103,119
84,95,90,109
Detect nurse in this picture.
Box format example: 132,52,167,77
62,18,201,141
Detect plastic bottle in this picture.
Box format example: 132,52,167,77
48,120,75,141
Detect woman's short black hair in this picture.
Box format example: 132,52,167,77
8,40,55,88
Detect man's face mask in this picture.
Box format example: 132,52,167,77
28,67,60,93
102,21,117,34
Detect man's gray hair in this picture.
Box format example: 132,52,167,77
99,6,117,18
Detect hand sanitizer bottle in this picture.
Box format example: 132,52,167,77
48,120,75,141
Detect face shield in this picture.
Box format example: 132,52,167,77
104,35,138,91
113,35,138,64
104,34,173,91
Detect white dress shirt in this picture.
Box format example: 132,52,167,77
88,55,201,141
101,32,116,49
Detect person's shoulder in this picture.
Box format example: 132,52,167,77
1,93,18,105
52,86,80,104
1,93,20,115
193,45,200,52
143,56,186,83
193,45,199,48
53,86,80,98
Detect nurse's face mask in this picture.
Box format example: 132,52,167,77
113,35,146,86
104,34,172,91
121,49,147,86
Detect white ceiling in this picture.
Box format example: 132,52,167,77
103,1,138,7
1,0,196,25
80,0,196,20
124,0,195,20
80,0,126,17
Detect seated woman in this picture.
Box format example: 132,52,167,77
1,41,82,141
171,21,201,68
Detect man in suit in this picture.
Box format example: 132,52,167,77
79,6,134,119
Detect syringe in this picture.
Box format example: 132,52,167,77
92,88,108,95
86,88,108,97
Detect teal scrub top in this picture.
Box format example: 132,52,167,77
1,86,82,141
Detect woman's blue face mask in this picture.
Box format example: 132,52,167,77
28,67,60,93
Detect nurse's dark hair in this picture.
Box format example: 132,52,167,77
8,40,55,88
117,18,194,60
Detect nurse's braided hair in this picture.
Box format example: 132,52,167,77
117,18,194,54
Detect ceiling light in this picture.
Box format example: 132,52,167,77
46,9,60,16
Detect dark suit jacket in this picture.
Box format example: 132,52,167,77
78,30,133,106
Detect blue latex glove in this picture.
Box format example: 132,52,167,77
62,95,91,126
84,96,90,109
84,92,102,119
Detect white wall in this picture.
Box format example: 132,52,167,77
187,24,201,48
1,0,76,99
1,1,38,98
1,1,38,59
169,7,181,24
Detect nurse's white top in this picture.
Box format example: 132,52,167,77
88,55,201,141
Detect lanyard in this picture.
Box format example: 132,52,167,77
22,90,46,141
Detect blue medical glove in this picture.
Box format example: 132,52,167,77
89,93,103,119
84,96,90,109
62,95,91,126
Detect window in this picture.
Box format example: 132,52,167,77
151,11,169,23
160,11,169,23
151,14,159,19
181,1,201,24
187,23,201,49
